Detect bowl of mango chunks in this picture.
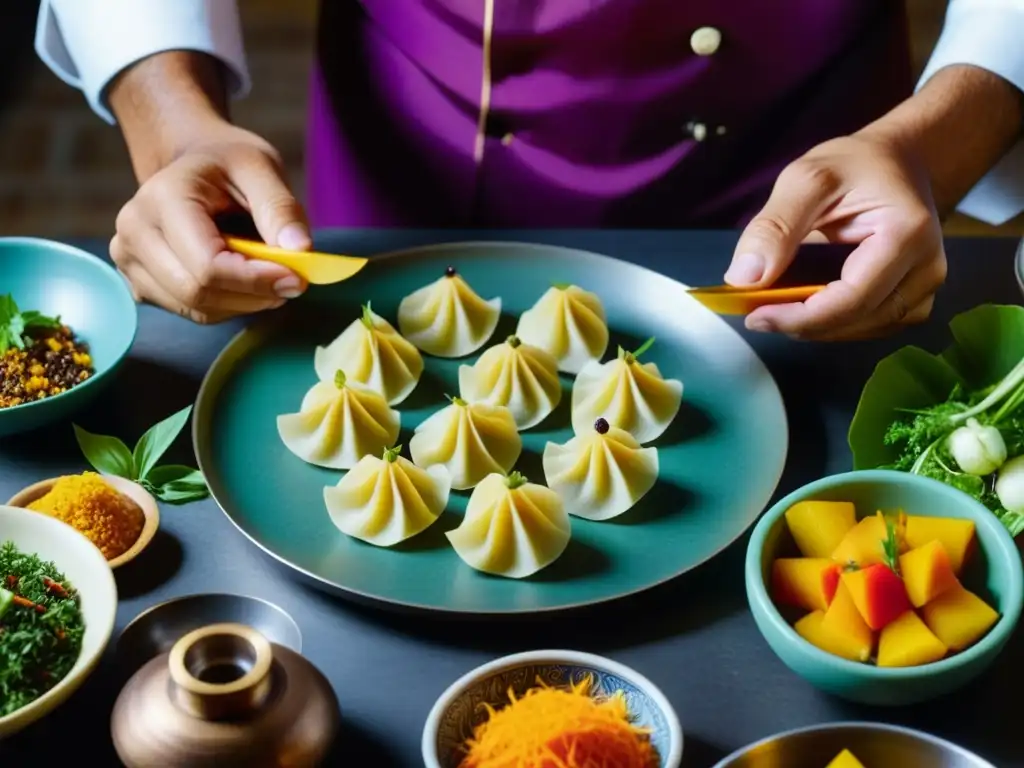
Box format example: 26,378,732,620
745,469,1023,706
712,721,996,767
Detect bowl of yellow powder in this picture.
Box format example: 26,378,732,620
10,472,158,569
422,650,683,768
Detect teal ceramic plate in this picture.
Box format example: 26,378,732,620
194,242,788,614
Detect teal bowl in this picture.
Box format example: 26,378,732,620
0,238,137,437
745,470,1023,706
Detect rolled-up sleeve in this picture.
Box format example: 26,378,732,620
34,0,250,125
918,0,1024,225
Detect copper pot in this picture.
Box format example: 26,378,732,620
111,622,340,767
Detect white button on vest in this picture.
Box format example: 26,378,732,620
690,26,722,56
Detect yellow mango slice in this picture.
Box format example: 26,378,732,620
784,500,857,558
795,610,873,663
820,582,875,662
826,749,866,768
831,513,889,567
771,558,841,612
904,515,975,575
899,540,959,608
877,610,948,668
920,583,1000,652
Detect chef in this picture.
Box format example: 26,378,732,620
35,0,1024,340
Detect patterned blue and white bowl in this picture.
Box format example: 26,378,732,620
422,650,683,768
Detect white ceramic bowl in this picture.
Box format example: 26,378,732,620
0,505,118,737
422,649,683,768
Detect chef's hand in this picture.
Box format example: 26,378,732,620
111,122,311,324
724,131,946,341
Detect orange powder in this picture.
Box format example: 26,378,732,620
459,676,660,768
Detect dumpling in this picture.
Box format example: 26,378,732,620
457,335,562,430
542,417,659,521
397,266,501,358
409,397,522,490
571,338,682,444
323,445,451,547
314,303,424,405
446,471,571,578
515,284,609,374
277,370,401,469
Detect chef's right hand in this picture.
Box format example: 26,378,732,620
110,123,311,325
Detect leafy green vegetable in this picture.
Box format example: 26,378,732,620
0,541,85,716
0,294,62,354
849,305,1024,537
73,406,209,505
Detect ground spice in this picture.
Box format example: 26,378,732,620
27,473,144,560
0,325,93,409
459,676,660,768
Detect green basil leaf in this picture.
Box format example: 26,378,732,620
21,310,60,329
73,424,135,478
146,465,205,487
152,480,209,504
133,406,193,480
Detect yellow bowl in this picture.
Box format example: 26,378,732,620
7,476,159,570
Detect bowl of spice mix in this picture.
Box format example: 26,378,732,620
0,237,137,438
8,472,158,569
423,649,683,768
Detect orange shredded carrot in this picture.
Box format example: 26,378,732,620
458,675,660,768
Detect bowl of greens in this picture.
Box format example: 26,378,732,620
0,237,138,438
849,304,1024,541
0,504,117,737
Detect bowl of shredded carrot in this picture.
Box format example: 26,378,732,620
422,650,683,768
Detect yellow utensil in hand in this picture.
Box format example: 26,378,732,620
687,284,825,315
224,236,368,285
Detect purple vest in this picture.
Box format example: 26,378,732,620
306,1,911,228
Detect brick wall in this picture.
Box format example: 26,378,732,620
0,1,1019,239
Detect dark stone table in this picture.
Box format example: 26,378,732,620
1,230,1021,767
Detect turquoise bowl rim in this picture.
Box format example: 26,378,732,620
711,721,996,767
421,649,684,768
745,469,1024,681
0,237,138,417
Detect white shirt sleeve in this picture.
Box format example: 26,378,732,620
918,0,1024,225
34,0,250,125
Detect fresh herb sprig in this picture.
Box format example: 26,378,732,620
73,405,208,504
884,376,1024,537
0,294,62,354
881,516,902,576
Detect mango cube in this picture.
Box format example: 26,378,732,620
841,564,911,631
826,750,866,768
820,582,874,662
904,515,975,575
784,500,857,558
920,583,1000,651
771,558,841,612
831,513,890,567
877,610,948,667
899,540,959,608
794,610,874,663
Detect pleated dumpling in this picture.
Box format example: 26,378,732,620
446,471,571,579
457,335,562,430
543,417,659,521
323,445,451,547
397,266,501,358
515,284,609,374
314,303,424,405
277,370,401,469
571,338,682,444
409,397,522,490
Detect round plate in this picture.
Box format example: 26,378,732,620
194,242,788,614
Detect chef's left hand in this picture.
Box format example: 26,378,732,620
724,131,947,341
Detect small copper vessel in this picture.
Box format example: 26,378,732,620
111,622,340,767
